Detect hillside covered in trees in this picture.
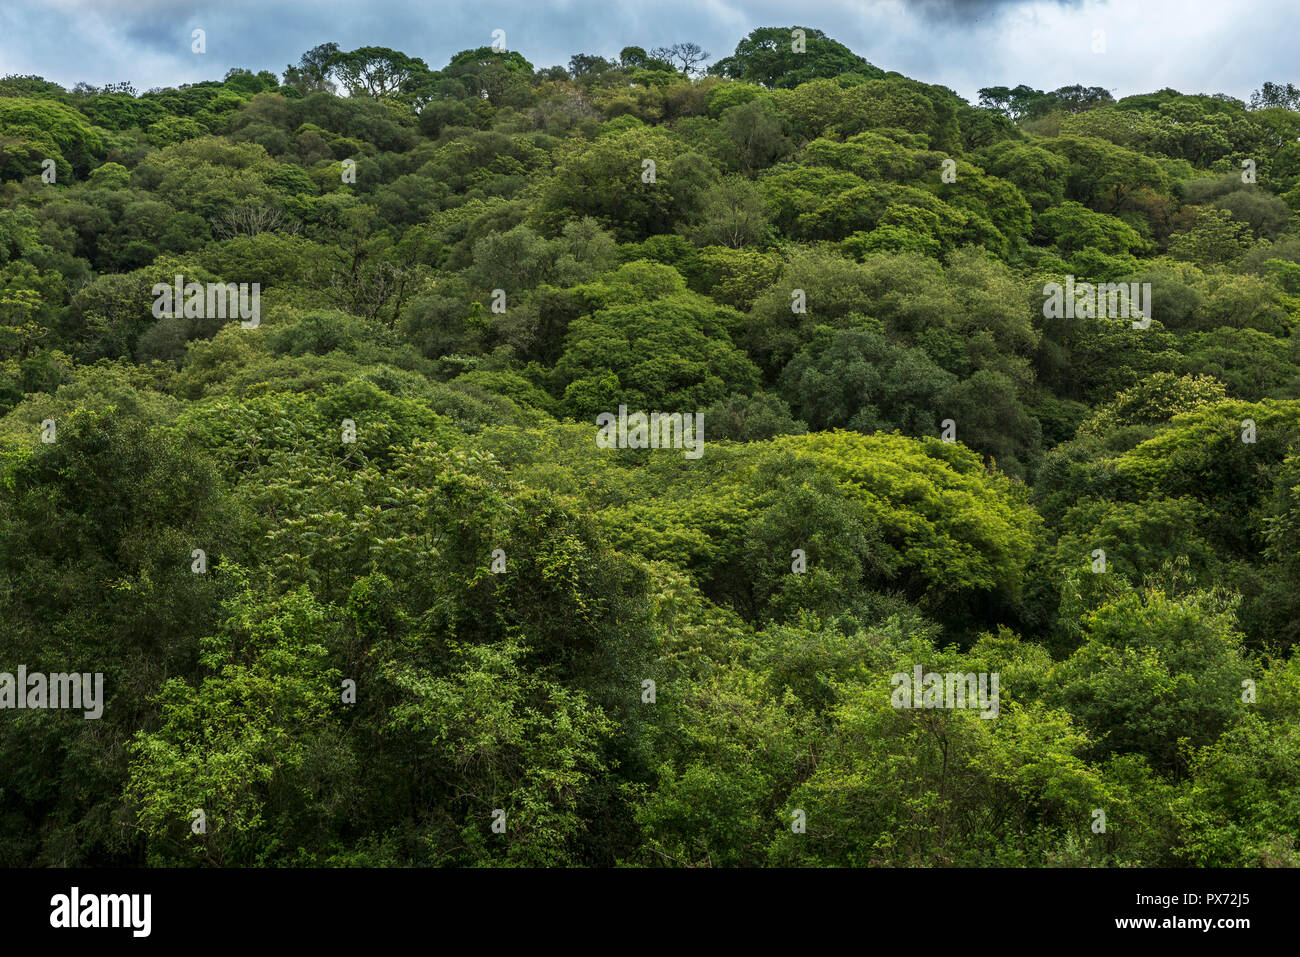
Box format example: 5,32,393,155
3,27,1300,867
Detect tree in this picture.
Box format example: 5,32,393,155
315,202,431,326
1076,372,1228,437
1179,327,1300,399
708,26,882,90
0,408,231,864
552,264,759,417
770,637,1106,866
1050,84,1115,114
977,84,1051,122
975,140,1069,210
283,42,340,94
536,128,716,240
1036,201,1147,255
1249,81,1300,112
210,203,298,239
693,176,770,248
330,46,430,98
443,47,535,106
618,47,674,72
944,368,1042,477
567,54,615,78
1168,207,1257,267
649,42,710,76
0,97,105,179
1046,135,1169,214
717,97,792,173
778,326,956,436
742,246,876,376
1050,586,1252,775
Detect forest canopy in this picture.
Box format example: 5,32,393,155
2,26,1300,868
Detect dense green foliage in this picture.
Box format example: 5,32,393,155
2,28,1300,867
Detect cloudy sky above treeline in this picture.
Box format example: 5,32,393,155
0,0,1292,104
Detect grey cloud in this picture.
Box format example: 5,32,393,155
907,0,1091,23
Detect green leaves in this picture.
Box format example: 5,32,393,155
4,27,1300,871
709,27,883,91
1051,587,1253,774
537,128,715,241
0,97,104,181
553,273,758,418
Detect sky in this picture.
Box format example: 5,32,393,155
0,0,1294,104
